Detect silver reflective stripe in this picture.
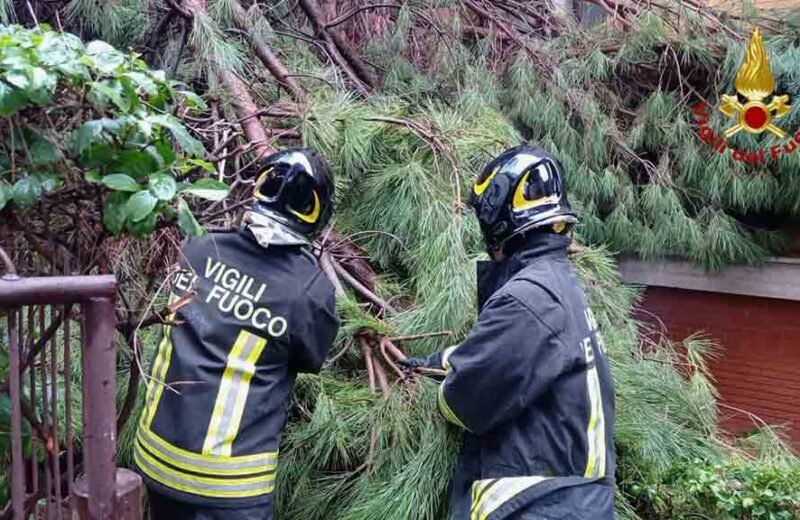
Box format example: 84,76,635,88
471,477,550,520
135,447,275,499
210,335,259,452
442,345,458,370
137,427,276,474
203,331,267,456
583,336,606,478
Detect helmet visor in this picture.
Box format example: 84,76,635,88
255,163,291,200
522,159,562,201
255,162,315,212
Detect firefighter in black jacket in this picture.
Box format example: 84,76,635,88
403,145,616,519
135,148,339,520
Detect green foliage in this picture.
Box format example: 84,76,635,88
3,4,799,520
0,25,226,237
629,457,800,519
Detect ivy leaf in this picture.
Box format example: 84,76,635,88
181,178,229,201
122,72,159,96
27,67,56,104
114,149,159,179
89,80,130,112
102,173,140,192
177,198,205,236
0,182,9,211
102,191,129,235
126,190,157,222
150,141,176,168
146,114,205,157
176,90,208,112
0,82,27,116
126,211,158,237
149,174,177,201
176,157,216,174
5,70,29,89
29,137,60,165
85,40,125,74
73,119,116,153
10,174,56,207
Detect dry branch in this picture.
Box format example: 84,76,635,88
230,1,307,103
331,256,397,315
298,0,374,95
219,71,274,159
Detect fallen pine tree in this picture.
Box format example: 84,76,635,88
0,1,799,518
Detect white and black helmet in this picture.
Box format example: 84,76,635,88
252,147,334,238
470,145,578,249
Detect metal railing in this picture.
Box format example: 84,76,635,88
1,254,140,519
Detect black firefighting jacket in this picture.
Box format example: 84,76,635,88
435,232,616,520
135,228,338,509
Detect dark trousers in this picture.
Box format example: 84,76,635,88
148,490,272,520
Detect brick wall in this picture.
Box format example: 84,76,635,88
635,287,800,445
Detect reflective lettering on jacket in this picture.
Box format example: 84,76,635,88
135,229,338,508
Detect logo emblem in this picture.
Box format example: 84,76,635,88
719,28,791,138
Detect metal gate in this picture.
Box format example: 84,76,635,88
1,249,141,519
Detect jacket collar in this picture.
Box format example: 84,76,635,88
476,232,570,310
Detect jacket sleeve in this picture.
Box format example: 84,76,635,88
290,272,339,374
438,288,574,435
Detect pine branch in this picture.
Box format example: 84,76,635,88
229,0,307,103
298,0,374,95
217,70,274,158
324,3,401,29
331,257,397,315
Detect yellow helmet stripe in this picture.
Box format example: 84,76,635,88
253,167,274,201
290,191,321,224
473,166,499,196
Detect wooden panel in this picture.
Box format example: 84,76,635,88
618,258,800,302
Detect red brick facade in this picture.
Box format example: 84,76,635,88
635,287,800,446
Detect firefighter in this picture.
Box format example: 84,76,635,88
134,148,339,520
402,145,616,519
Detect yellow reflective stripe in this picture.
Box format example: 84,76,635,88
583,364,606,478
471,477,550,520
142,323,174,428
438,383,468,430
135,446,274,499
203,330,268,456
218,335,268,454
470,479,499,518
136,427,276,476
203,331,249,454
441,346,457,371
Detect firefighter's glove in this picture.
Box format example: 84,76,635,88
398,357,430,371
398,355,445,382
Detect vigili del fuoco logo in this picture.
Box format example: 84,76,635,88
692,28,797,164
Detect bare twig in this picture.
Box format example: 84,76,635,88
320,252,346,297
331,257,397,315
378,337,405,380
325,3,402,29
389,330,453,342
372,350,391,399
361,336,377,393
230,0,308,102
